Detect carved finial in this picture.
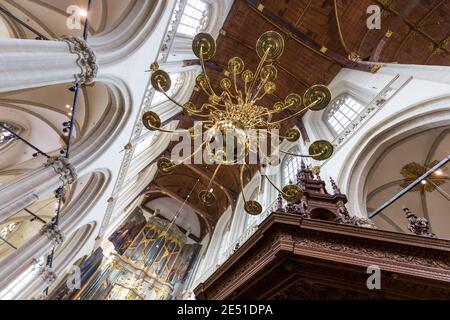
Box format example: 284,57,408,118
276,192,284,211
403,207,436,238
300,158,306,170
330,177,341,195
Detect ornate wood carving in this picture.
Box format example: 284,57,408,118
194,214,450,300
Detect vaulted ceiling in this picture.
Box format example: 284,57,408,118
144,0,450,239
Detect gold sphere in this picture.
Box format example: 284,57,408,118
142,111,161,131
273,101,284,111
220,78,232,90
256,31,285,62
309,140,334,161
264,81,276,94
157,157,174,174
304,85,332,111
196,74,209,89
282,185,303,203
192,33,216,60
242,70,254,83
285,93,302,112
260,65,278,81
228,57,245,75
244,200,263,215
151,70,171,92
199,190,216,206
285,128,301,142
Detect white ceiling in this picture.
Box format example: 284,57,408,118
366,126,450,239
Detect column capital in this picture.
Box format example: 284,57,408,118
45,156,77,186
59,36,98,85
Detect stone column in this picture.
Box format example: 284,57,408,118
0,156,77,223
0,37,97,93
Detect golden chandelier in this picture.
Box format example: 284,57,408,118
142,31,334,215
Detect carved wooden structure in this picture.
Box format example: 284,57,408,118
194,213,450,299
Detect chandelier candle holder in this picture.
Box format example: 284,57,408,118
142,31,334,215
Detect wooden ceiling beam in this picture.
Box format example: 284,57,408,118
374,0,448,51
244,0,376,73
220,28,310,88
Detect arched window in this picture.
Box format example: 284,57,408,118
177,0,209,37
151,73,184,106
282,154,302,185
326,94,364,135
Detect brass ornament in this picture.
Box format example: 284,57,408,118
285,128,301,142
228,57,245,75
142,111,161,131
196,74,209,88
282,185,303,203
209,94,222,105
309,140,334,161
220,78,232,90
151,70,171,92
264,81,276,94
285,93,302,112
304,85,331,111
150,62,159,71
199,190,216,206
157,157,174,174
192,33,216,60
244,200,263,215
183,102,201,114
242,70,254,83
273,101,284,111
256,31,285,62
260,65,278,81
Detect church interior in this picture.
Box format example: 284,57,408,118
0,0,449,300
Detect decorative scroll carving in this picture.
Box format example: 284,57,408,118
40,223,65,246
403,207,436,238
195,217,450,300
45,156,77,186
60,36,98,85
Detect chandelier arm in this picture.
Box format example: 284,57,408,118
233,71,243,99
252,75,270,102
280,149,323,158
261,171,288,197
170,140,208,169
269,100,319,125
240,164,249,204
200,47,218,97
157,82,187,110
247,48,270,103
205,164,222,192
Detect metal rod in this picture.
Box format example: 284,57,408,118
24,208,47,224
65,0,93,158
65,83,80,158
0,6,49,40
0,123,50,158
426,178,450,202
0,235,17,250
44,0,94,296
369,155,450,219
